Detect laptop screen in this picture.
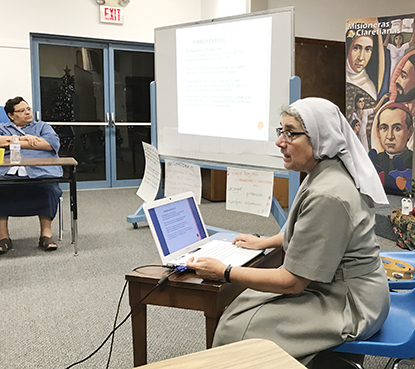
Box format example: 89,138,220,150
147,196,207,256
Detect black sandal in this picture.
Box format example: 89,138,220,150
0,238,12,254
39,236,58,251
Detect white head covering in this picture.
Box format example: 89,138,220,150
346,59,377,100
291,97,388,204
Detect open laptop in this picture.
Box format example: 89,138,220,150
143,191,264,267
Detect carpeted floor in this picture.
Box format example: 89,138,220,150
0,188,412,368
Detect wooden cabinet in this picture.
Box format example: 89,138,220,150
273,178,288,208
202,168,227,201
295,37,345,113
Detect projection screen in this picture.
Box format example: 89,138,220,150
154,7,294,170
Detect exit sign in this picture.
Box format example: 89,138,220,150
100,5,124,24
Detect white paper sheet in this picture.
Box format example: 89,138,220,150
165,159,202,204
226,167,273,217
136,143,161,203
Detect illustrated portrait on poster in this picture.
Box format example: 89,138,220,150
346,26,380,103
369,102,413,194
349,92,389,152
346,13,415,195
389,49,415,115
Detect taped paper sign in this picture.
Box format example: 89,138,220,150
226,167,273,217
165,159,202,204
136,143,161,203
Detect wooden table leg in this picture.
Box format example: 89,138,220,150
131,301,148,366
205,316,221,349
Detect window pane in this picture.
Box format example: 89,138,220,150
114,50,154,180
39,44,106,181
52,125,106,182
114,50,154,123
39,45,104,122
116,126,151,180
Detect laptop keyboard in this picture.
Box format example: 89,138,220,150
192,240,239,260
172,239,263,267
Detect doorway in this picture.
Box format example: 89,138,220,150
31,34,154,189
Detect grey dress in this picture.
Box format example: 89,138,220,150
212,158,390,365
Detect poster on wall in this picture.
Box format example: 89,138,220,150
346,13,415,195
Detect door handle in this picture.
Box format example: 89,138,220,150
106,112,115,127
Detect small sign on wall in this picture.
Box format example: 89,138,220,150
100,5,124,24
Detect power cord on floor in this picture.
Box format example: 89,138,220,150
105,280,128,369
64,264,179,369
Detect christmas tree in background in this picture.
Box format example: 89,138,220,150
53,66,75,122
47,66,76,158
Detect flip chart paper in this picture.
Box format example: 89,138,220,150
226,167,273,217
136,143,161,203
165,159,202,204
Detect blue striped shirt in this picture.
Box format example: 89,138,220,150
0,120,63,178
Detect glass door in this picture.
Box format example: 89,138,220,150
110,46,154,186
31,34,154,189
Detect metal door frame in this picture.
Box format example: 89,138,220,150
30,33,154,189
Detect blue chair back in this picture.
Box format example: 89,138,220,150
0,107,8,123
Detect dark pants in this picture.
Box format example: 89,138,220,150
0,182,62,220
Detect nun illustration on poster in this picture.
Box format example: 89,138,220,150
346,29,380,102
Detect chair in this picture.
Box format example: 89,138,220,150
0,107,8,123
58,196,63,241
330,287,415,368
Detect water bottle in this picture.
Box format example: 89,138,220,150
10,135,21,164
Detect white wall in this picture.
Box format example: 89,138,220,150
3,0,415,107
266,0,415,41
0,0,203,105
201,0,249,18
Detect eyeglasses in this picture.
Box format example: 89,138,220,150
13,107,32,114
276,127,307,143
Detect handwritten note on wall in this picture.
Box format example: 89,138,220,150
136,142,161,203
165,159,202,204
226,167,273,217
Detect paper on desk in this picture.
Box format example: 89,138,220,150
165,159,202,204
136,143,161,203
226,167,273,217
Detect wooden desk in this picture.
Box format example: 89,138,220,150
134,338,306,368
125,247,284,367
0,157,78,254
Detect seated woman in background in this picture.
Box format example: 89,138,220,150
187,98,390,367
0,96,62,254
